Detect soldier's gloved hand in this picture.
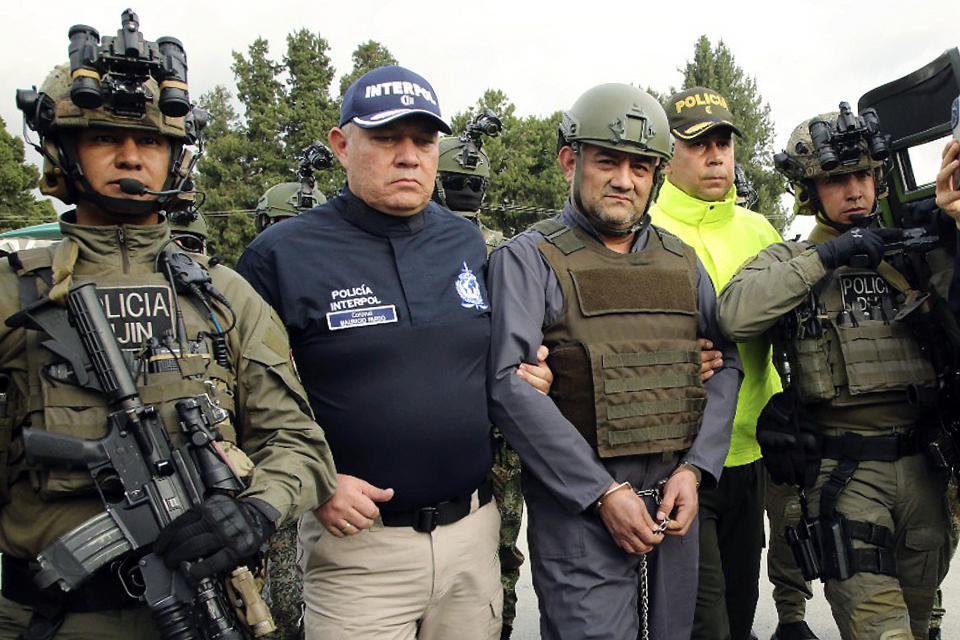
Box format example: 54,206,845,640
815,227,885,269
155,494,277,580
756,393,822,487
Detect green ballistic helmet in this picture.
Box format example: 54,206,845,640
18,64,198,214
255,182,326,233
437,135,491,178
434,135,491,212
559,83,673,162
169,210,208,237
559,84,672,235
774,107,889,218
168,210,208,253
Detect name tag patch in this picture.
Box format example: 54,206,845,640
326,305,398,331
97,285,174,351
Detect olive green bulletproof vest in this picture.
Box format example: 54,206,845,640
783,263,936,406
535,219,706,458
4,245,242,502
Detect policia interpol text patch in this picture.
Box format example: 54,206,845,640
97,285,174,350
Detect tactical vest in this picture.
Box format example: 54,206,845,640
2,244,247,504
782,261,936,407
535,219,706,458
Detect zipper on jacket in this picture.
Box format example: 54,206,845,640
117,226,130,273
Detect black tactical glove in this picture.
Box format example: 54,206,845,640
155,494,277,580
815,227,886,269
756,392,822,488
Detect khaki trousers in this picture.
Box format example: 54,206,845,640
809,453,951,640
300,499,501,640
765,473,814,624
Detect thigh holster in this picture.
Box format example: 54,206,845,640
813,432,916,581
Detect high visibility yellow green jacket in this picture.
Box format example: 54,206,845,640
650,178,782,466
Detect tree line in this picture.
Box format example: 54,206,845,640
1,35,786,265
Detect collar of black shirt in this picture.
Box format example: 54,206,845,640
338,186,427,237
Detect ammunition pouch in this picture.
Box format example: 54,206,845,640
785,516,821,581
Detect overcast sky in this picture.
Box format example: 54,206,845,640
1,0,957,234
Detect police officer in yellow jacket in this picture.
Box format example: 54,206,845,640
0,12,337,639
717,105,952,640
650,86,794,640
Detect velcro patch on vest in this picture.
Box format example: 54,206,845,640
571,267,696,316
97,285,174,351
838,272,891,312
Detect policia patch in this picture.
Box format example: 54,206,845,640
97,285,174,350
839,272,889,312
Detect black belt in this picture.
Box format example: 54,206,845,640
380,479,493,533
821,430,922,462
1,555,140,613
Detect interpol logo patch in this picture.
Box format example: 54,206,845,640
455,262,488,310
97,285,174,351
839,272,889,311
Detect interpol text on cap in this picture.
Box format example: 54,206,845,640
339,65,451,134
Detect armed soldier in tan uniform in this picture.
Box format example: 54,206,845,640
0,11,336,639
718,105,953,640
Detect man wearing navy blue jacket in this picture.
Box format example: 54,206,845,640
237,66,503,640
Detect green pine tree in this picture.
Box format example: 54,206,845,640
338,41,399,97
0,116,56,233
666,36,789,232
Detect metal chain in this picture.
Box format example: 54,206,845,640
635,482,665,640
639,553,651,640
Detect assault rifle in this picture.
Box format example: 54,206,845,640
881,226,940,255
7,282,273,639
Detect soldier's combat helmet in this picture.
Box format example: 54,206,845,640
433,109,501,214
558,84,673,235
168,210,208,254
15,10,208,216
434,135,490,213
255,182,326,233
774,103,889,224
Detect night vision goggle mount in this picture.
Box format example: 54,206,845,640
456,109,502,170
16,8,191,128
775,102,890,181
296,142,334,210
69,8,189,118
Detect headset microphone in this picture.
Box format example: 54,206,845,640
117,178,184,197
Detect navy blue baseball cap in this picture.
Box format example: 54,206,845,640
339,65,451,134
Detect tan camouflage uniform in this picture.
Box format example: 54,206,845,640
265,522,304,639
